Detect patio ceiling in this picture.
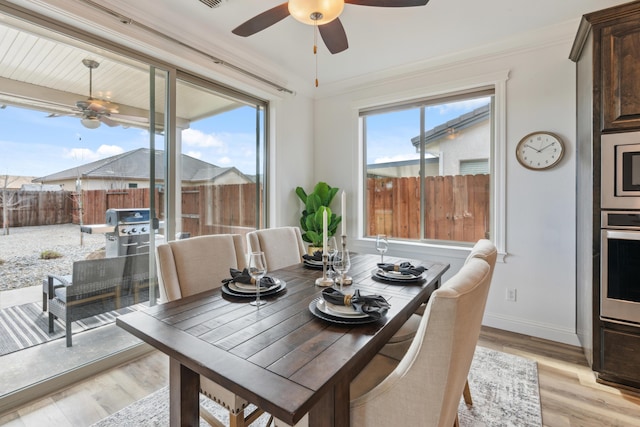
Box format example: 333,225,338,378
0,14,242,129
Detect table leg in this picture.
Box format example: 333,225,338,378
169,358,200,427
306,379,350,427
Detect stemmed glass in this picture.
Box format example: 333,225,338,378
327,236,338,280
333,249,351,291
376,234,389,263
248,251,267,307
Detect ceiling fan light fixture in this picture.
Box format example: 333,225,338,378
81,116,101,129
288,0,344,25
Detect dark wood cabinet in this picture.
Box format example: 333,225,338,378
602,16,640,131
571,0,640,390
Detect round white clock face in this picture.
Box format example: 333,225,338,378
516,132,565,170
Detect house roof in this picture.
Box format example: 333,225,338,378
33,148,249,183
410,104,491,148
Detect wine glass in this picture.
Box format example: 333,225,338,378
333,249,351,291
248,251,267,307
327,236,338,280
376,234,389,263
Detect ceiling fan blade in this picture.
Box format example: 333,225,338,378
232,3,290,37
99,116,119,127
319,18,349,54
345,0,429,6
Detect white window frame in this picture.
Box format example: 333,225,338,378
352,70,508,262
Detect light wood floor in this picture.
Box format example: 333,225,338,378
1,326,639,426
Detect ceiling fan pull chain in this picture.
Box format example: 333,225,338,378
314,22,319,87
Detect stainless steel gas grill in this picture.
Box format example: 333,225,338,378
105,208,151,258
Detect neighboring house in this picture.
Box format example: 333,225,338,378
368,105,490,178
20,183,63,191
32,148,252,191
1,175,38,190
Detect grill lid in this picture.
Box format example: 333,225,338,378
106,208,150,225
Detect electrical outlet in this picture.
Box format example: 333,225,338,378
506,288,517,302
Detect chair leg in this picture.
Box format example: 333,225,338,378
48,312,54,333
229,410,244,427
199,405,226,427
463,379,473,405
65,317,72,347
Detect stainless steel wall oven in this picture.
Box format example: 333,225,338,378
601,211,640,325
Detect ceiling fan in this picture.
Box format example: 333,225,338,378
232,0,430,54
74,58,119,129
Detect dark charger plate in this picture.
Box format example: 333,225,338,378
308,297,381,325
222,279,287,298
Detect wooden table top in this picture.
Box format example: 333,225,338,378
117,253,449,426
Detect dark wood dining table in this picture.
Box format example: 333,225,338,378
116,253,449,427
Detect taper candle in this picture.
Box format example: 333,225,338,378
322,209,328,255
341,190,346,236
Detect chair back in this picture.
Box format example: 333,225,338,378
156,234,247,302
246,227,306,271
465,238,498,276
350,257,493,427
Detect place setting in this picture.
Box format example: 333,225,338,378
309,287,391,325
370,234,427,284
221,252,286,304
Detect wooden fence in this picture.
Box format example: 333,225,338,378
0,190,74,227
367,175,490,242
3,177,487,242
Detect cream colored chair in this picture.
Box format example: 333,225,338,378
156,234,266,427
349,256,493,426
377,239,497,409
274,256,493,427
246,226,306,271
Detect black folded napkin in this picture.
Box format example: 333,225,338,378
377,262,426,276
222,268,276,288
321,288,390,319
302,250,323,262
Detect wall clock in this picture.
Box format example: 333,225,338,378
515,131,565,170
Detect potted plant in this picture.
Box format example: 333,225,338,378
295,181,342,254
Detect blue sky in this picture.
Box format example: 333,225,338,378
0,104,260,177
365,97,491,164
1,97,488,179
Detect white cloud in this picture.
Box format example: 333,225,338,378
217,156,232,165
186,150,202,159
64,144,124,162
374,153,420,163
435,97,491,116
182,128,225,148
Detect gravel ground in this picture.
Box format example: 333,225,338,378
0,224,106,291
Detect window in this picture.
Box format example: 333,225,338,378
362,90,494,244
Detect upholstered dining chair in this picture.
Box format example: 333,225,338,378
348,256,493,426
273,255,493,427
156,234,266,427
377,238,497,407
246,226,306,271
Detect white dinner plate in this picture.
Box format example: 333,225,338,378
228,278,281,294
316,299,368,319
377,269,420,280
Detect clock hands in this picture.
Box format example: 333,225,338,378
539,142,556,152
524,144,541,153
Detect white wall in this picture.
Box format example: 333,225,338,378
311,26,579,345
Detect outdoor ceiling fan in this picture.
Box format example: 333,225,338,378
232,0,430,54
74,58,119,129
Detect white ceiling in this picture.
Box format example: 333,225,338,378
96,0,631,89
0,0,633,117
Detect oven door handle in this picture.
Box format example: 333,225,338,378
603,229,640,240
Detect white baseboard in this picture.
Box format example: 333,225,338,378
483,312,581,347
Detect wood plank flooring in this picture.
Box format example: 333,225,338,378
0,326,639,426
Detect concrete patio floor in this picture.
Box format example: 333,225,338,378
0,286,152,414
